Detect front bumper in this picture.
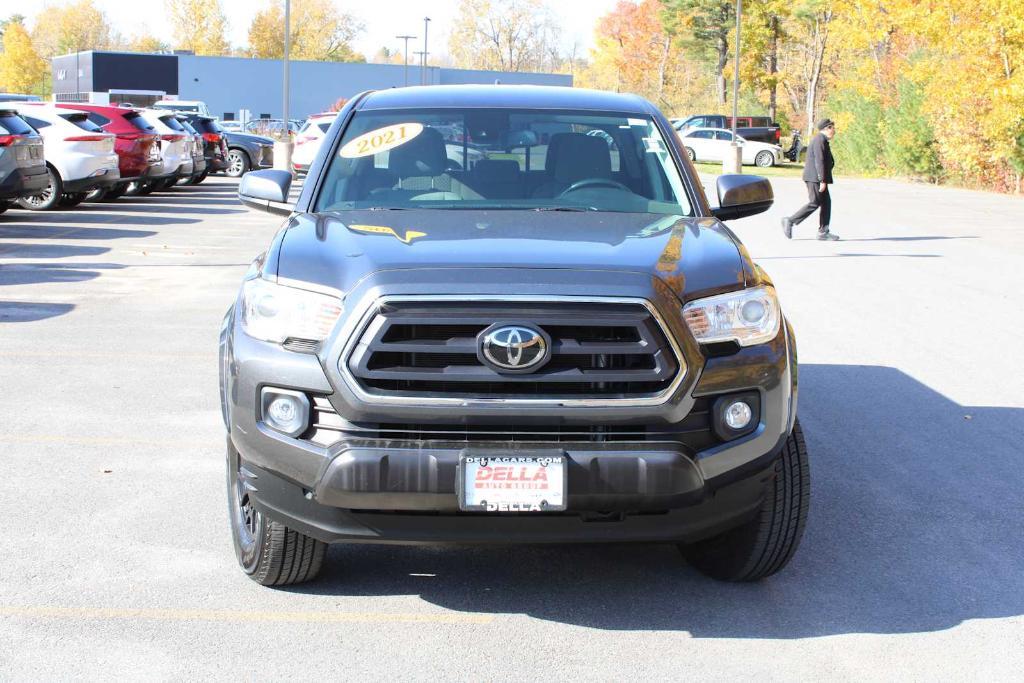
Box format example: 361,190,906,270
239,453,774,545
221,271,798,544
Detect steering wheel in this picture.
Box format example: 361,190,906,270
557,178,632,197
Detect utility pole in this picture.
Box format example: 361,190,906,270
283,0,290,127
724,0,743,174
275,0,294,174
396,35,416,86
421,17,431,85
732,0,741,140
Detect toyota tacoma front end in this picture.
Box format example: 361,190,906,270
222,85,808,586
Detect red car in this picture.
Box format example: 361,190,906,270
54,103,162,199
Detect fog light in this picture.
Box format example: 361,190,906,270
260,387,310,437
724,400,753,430
711,392,760,441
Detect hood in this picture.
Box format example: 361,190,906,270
226,131,273,144
274,210,747,301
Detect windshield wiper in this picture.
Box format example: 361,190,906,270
533,206,600,212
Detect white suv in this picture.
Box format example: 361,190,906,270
136,109,194,192
292,113,337,174
12,103,120,210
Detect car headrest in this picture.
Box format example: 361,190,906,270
388,126,448,178
550,133,612,184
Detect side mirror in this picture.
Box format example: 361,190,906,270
711,174,773,221
238,169,294,216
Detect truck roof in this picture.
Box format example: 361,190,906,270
357,85,657,114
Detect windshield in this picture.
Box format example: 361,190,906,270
314,108,692,215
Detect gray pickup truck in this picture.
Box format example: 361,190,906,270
223,85,808,587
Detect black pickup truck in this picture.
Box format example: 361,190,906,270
673,114,782,145
224,85,808,587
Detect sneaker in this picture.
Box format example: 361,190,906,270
781,217,793,239
817,231,840,241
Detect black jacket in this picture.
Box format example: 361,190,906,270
802,133,835,184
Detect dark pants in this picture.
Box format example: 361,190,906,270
790,182,831,232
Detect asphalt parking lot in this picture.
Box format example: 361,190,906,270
1,175,1022,679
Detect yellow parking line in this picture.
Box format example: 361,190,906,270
0,434,211,447
0,351,211,360
0,606,493,625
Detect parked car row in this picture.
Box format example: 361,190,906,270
0,101,276,211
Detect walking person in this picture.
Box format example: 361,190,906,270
782,119,839,240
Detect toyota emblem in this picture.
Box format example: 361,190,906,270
478,325,550,373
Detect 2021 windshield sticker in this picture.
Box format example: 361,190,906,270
339,122,424,158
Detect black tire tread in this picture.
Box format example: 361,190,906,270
252,518,327,587
682,421,809,582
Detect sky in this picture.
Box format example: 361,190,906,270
9,0,622,60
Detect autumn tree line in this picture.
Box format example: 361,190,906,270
1,0,1022,191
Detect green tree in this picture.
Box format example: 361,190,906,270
0,21,48,95
880,78,942,181
663,0,734,105
739,0,792,121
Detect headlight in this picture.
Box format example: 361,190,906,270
682,285,780,347
240,278,343,343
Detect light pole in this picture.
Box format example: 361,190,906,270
421,17,430,85
275,0,294,174
396,34,416,86
724,0,743,174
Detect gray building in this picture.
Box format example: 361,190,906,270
51,51,573,120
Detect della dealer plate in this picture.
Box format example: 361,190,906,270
459,454,567,512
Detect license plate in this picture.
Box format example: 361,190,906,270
459,453,566,512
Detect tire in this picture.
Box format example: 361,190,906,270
227,440,326,586
226,149,251,178
686,147,696,162
151,177,174,192
138,180,158,195
194,170,209,185
755,150,775,168
0,200,8,214
104,183,128,201
124,180,147,196
58,193,87,208
17,165,63,211
681,421,810,582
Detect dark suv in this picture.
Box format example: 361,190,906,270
224,86,807,586
0,109,48,212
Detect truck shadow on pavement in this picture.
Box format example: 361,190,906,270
296,364,1024,638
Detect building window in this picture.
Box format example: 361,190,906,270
223,112,235,121
260,114,271,119
57,69,67,80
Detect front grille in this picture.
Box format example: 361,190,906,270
345,299,682,401
305,396,716,450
